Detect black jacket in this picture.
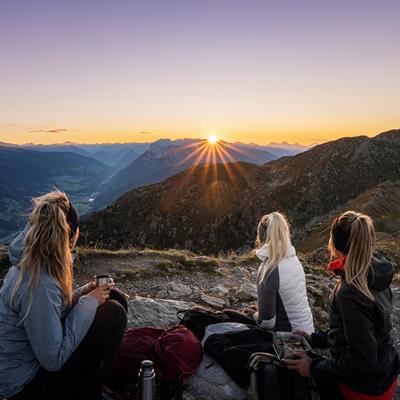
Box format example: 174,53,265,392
310,253,399,395
204,326,274,387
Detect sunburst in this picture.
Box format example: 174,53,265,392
172,136,249,188
208,134,218,145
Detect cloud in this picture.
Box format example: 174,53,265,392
29,128,70,133
137,131,151,135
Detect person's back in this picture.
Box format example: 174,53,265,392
0,191,127,400
284,211,400,399
0,222,98,397
254,212,314,334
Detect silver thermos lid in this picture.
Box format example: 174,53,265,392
138,360,156,400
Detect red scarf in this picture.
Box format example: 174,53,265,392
328,256,346,273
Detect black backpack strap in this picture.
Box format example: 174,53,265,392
176,309,190,321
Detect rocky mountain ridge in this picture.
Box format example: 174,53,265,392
82,130,400,262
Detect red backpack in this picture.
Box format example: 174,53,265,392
154,326,203,382
110,327,164,386
110,325,202,387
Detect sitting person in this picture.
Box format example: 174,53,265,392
254,212,314,334
0,191,127,400
284,211,399,400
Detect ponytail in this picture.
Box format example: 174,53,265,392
329,211,375,300
11,191,74,322
256,212,291,284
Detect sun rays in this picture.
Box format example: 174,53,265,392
175,138,250,188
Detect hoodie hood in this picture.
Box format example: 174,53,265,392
8,226,28,267
255,244,296,261
368,253,394,291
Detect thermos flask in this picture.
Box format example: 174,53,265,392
138,360,156,400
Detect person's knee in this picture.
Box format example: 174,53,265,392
98,299,128,330
109,288,128,312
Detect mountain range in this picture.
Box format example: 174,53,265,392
0,138,304,242
91,138,293,209
81,129,400,263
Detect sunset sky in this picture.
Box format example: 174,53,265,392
1,0,399,146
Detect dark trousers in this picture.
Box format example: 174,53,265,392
10,289,128,400
316,383,346,400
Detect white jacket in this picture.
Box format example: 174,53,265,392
255,244,314,334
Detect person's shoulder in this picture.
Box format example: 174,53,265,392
38,269,61,292
336,279,374,307
279,247,304,271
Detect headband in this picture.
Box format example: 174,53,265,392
67,201,80,237
331,217,351,254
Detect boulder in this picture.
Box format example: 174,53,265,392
234,283,257,302
200,293,227,308
207,284,231,298
127,296,195,329
183,354,247,400
156,281,193,299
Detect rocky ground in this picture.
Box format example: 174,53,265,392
2,245,399,399
73,247,400,399
73,247,334,329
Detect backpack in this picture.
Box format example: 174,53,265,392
110,326,202,387
204,326,275,387
247,352,319,400
110,327,164,386
154,325,203,382
177,307,229,340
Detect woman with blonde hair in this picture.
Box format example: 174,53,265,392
254,211,314,334
0,191,127,400
285,211,399,399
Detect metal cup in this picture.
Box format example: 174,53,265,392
94,273,112,287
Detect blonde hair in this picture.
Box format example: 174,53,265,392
329,211,375,300
11,191,74,321
256,212,291,283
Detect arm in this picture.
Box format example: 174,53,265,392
255,268,279,329
310,290,378,384
22,277,98,372
72,282,96,306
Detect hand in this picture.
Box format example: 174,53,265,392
88,282,114,305
282,351,312,377
82,281,96,295
293,330,312,344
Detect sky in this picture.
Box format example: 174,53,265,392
0,0,399,146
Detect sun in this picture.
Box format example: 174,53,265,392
208,134,218,145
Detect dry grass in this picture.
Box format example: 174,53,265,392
76,246,220,275
218,250,258,267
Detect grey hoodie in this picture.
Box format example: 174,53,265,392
0,228,99,398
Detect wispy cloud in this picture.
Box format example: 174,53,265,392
29,127,70,133
137,131,151,135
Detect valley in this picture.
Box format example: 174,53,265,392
0,138,302,243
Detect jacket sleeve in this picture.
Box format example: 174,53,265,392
255,268,279,329
310,290,378,384
22,278,98,371
72,283,94,306
311,330,329,349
